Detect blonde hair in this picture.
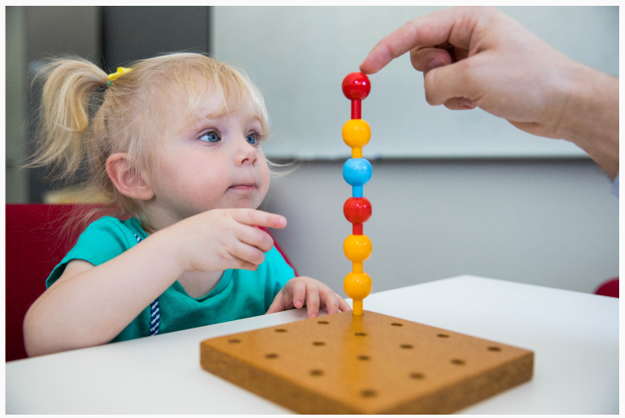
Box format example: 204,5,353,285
29,52,271,232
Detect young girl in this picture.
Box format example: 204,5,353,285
23,53,350,357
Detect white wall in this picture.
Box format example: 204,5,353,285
261,160,618,295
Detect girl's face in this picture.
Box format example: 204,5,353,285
147,88,271,226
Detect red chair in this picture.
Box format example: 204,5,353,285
595,277,619,298
6,204,89,362
6,204,298,362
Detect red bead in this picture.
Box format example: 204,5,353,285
342,72,371,101
344,197,372,224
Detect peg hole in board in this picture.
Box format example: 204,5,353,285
355,332,367,337
488,346,501,352
357,355,370,361
313,341,326,346
360,389,377,398
317,321,329,325
265,353,279,359
451,359,465,365
437,334,449,338
400,344,413,349
409,372,425,380
275,328,287,333
310,369,324,377
391,322,403,327
228,339,241,344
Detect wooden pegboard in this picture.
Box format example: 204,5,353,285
200,310,533,414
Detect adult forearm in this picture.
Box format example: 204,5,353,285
560,65,619,179
23,227,186,357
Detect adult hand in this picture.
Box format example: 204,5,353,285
360,7,618,178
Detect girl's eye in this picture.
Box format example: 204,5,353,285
199,131,220,143
246,133,259,145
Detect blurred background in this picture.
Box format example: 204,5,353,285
6,6,618,296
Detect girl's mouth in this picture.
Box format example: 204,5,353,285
228,184,257,191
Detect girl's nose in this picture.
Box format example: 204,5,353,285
236,138,258,165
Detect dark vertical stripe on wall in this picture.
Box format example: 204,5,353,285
25,6,102,202
207,6,213,57
96,6,106,69
102,6,209,69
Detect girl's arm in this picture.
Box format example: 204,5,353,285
24,227,185,357
23,208,286,357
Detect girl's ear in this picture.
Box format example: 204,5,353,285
105,153,154,200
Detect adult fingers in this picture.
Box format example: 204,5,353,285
231,208,287,230
410,47,453,73
305,285,320,318
453,46,470,61
444,97,476,110
423,56,485,106
359,7,488,74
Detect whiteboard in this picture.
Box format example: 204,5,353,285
213,6,618,160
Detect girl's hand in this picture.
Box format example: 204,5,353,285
169,208,287,273
266,276,352,318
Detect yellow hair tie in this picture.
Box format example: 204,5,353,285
107,67,133,85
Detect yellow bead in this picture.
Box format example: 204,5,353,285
342,119,371,149
344,271,372,300
343,234,372,262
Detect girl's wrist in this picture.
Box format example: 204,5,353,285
150,223,190,274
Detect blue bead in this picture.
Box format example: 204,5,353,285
352,186,363,198
343,158,372,187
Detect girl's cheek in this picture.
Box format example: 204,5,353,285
258,157,270,182
259,165,271,199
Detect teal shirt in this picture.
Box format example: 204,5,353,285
46,217,295,343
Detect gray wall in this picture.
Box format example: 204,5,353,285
6,7,29,203
262,159,618,295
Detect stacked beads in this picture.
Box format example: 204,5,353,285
342,72,373,316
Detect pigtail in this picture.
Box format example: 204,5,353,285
28,57,108,180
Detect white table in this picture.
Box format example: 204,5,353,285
6,275,619,414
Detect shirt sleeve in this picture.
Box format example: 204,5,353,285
611,173,619,198
45,217,134,288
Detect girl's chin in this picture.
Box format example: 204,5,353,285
218,198,263,210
